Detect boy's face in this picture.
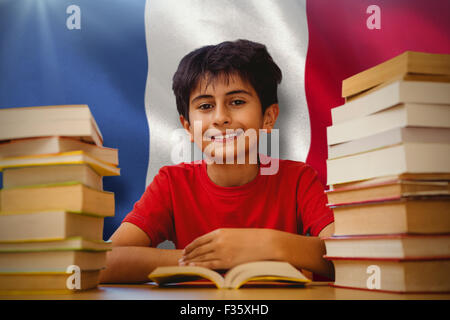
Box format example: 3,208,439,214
180,73,279,164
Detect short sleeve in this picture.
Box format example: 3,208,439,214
296,165,334,237
122,167,175,247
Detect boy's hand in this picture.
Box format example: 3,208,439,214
179,228,278,270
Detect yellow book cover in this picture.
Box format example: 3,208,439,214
0,150,119,177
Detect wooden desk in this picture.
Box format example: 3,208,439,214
1,282,449,300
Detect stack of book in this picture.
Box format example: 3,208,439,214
324,51,450,293
0,105,120,293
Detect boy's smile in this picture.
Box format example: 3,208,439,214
180,73,278,164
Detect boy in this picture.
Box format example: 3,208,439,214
99,39,334,283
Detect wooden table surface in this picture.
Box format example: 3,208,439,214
1,282,449,300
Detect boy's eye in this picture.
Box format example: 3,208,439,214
198,103,213,110
231,99,245,106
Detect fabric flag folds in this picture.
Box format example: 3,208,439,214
144,0,311,186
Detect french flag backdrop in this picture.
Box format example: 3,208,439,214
0,0,449,241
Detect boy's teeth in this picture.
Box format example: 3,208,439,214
209,130,243,141
215,133,237,140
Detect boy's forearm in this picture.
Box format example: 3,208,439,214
269,230,334,279
99,246,183,284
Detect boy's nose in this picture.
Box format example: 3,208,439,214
212,103,231,127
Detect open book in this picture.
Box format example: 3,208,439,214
148,261,311,289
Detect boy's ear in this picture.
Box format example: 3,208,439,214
179,115,194,142
262,104,279,133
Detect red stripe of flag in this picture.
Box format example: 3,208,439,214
305,0,450,187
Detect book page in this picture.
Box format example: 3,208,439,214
224,261,310,289
148,266,225,288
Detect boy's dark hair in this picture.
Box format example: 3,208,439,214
172,39,282,123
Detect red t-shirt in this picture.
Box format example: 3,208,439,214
122,157,334,249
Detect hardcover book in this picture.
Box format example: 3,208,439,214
0,250,107,272
327,143,450,185
0,105,103,146
326,180,449,204
327,103,450,146
149,261,310,289
0,270,100,293
330,195,450,236
341,51,450,99
0,211,104,242
0,182,115,217
328,127,450,160
0,136,118,165
0,150,120,177
2,164,103,190
326,257,450,293
324,234,450,259
333,80,450,124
